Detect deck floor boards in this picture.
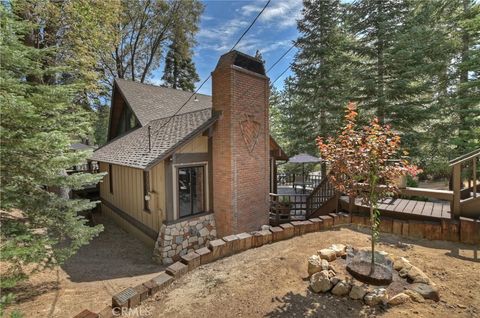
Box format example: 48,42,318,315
347,197,451,221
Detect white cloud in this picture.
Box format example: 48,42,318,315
239,0,302,28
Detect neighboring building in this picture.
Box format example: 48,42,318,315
91,51,287,264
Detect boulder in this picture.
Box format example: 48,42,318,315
404,289,425,303
388,293,410,306
349,285,367,300
393,257,412,271
318,249,337,261
407,265,432,284
364,288,388,306
307,255,323,276
329,244,347,257
408,283,440,302
398,267,409,278
331,281,351,296
310,270,332,293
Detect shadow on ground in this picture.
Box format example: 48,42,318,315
264,290,384,318
62,215,162,282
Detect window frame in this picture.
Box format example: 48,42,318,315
108,164,113,194
143,171,151,213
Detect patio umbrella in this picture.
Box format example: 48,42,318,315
288,153,322,183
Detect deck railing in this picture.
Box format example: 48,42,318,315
277,173,323,189
305,177,336,218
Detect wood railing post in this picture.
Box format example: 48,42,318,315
473,157,477,198
452,163,461,218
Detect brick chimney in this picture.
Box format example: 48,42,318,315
211,51,270,237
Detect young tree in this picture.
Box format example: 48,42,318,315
317,103,420,269
0,5,105,310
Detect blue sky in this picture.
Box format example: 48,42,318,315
152,0,302,95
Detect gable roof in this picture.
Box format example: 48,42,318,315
115,78,212,125
92,108,217,169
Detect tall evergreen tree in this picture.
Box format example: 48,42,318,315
162,31,200,91
0,3,106,309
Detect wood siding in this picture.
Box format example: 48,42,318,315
99,162,164,233
97,134,207,240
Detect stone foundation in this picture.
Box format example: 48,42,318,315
153,213,216,264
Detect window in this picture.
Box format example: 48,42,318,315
109,164,113,194
177,166,205,218
143,171,150,212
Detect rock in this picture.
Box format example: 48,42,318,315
307,255,323,276
457,304,467,309
393,257,412,271
388,293,410,306
399,267,409,278
349,285,367,300
408,283,440,302
407,265,432,284
318,249,337,261
331,281,351,296
328,270,336,278
364,288,388,306
404,289,425,303
310,270,333,293
329,244,347,257
321,259,329,271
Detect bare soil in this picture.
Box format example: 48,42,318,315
4,216,163,317
5,223,480,318
140,227,479,318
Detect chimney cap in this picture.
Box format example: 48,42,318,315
215,50,266,76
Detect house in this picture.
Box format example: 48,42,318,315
91,51,287,264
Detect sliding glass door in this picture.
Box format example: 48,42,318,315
178,166,205,218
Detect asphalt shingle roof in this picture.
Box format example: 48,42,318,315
115,78,212,125
92,109,216,169
91,79,216,169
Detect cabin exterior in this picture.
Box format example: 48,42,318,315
91,51,287,264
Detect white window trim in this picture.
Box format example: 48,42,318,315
172,161,209,220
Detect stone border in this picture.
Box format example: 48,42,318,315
73,212,479,317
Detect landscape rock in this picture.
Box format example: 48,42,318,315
393,257,412,271
318,249,337,261
388,293,411,306
407,265,432,284
404,289,425,303
310,270,333,293
329,244,347,257
331,281,351,296
408,283,440,301
364,288,388,306
398,267,410,278
321,259,329,271
349,284,367,300
307,255,323,276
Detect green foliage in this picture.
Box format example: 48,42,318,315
94,104,110,146
272,0,480,174
0,4,104,311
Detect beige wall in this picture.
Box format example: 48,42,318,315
99,162,164,232
98,134,208,238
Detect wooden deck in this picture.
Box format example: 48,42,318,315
340,196,452,221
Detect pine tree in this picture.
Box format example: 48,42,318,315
162,36,200,92
277,0,355,175
0,5,104,309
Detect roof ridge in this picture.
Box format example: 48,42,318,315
146,107,212,124
115,78,212,98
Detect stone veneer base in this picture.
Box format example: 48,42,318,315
153,213,216,264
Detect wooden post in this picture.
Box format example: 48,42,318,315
452,164,461,218
473,158,477,198
348,196,355,213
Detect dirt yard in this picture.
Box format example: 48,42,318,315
5,224,480,318
5,216,164,317
140,227,479,318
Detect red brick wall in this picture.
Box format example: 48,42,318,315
212,53,270,236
